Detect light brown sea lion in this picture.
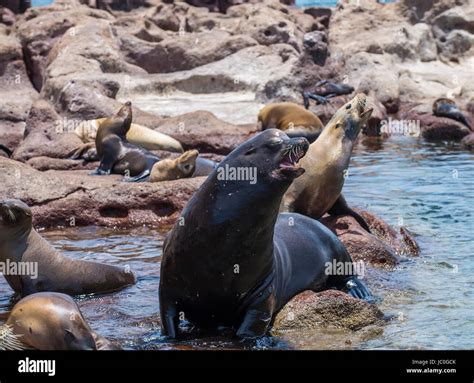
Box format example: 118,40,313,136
0,292,119,350
0,199,136,297
257,102,324,143
75,117,184,153
149,150,199,182
282,93,373,232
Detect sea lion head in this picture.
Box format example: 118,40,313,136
176,149,199,176
326,93,373,142
6,293,98,350
100,101,133,137
433,97,456,113
0,199,33,236
217,129,309,189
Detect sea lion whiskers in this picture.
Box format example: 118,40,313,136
0,324,26,351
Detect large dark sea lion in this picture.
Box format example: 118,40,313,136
433,98,471,129
258,102,324,143
0,292,119,350
0,199,136,296
282,93,373,233
93,102,161,181
159,129,371,339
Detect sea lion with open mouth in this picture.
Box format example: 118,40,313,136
282,93,373,233
0,199,136,297
159,129,371,339
0,292,119,350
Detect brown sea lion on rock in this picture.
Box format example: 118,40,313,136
282,93,373,233
0,292,119,350
258,102,324,143
93,102,161,181
0,199,136,297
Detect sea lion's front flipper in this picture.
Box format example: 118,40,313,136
123,169,151,182
344,277,374,303
328,194,372,233
236,308,273,339
69,142,96,160
92,136,121,175
303,92,329,108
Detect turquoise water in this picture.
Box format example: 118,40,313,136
0,136,472,349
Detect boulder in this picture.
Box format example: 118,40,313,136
272,290,384,336
0,157,204,228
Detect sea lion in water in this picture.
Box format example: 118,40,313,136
282,93,373,233
433,98,471,129
74,117,183,155
258,102,324,143
0,292,119,350
0,199,136,296
93,102,161,180
160,129,371,339
303,80,355,108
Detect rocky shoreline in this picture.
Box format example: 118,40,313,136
0,0,472,349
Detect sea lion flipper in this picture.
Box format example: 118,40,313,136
327,195,372,233
344,277,373,303
315,79,328,87
236,307,273,338
94,136,122,175
304,92,330,106
123,169,151,182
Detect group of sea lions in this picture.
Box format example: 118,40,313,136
1,87,467,349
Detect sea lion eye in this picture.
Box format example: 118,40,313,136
346,104,352,110
245,146,256,155
184,164,190,170
268,139,283,147
335,123,341,129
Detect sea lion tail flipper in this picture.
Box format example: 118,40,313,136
344,277,374,303
457,114,472,130
69,143,95,160
304,92,330,105
303,91,311,109
123,169,151,182
0,144,13,158
327,195,372,233
315,79,328,87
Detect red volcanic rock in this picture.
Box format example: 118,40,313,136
0,157,204,229
461,133,474,150
320,209,419,268
273,290,384,332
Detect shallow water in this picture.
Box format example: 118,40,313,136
0,136,473,349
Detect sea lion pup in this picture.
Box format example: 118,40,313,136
0,292,119,350
0,199,136,297
149,150,199,182
159,129,372,339
282,93,373,233
92,102,162,181
433,98,472,129
258,102,324,143
303,80,355,109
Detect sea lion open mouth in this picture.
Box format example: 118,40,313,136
276,138,310,178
